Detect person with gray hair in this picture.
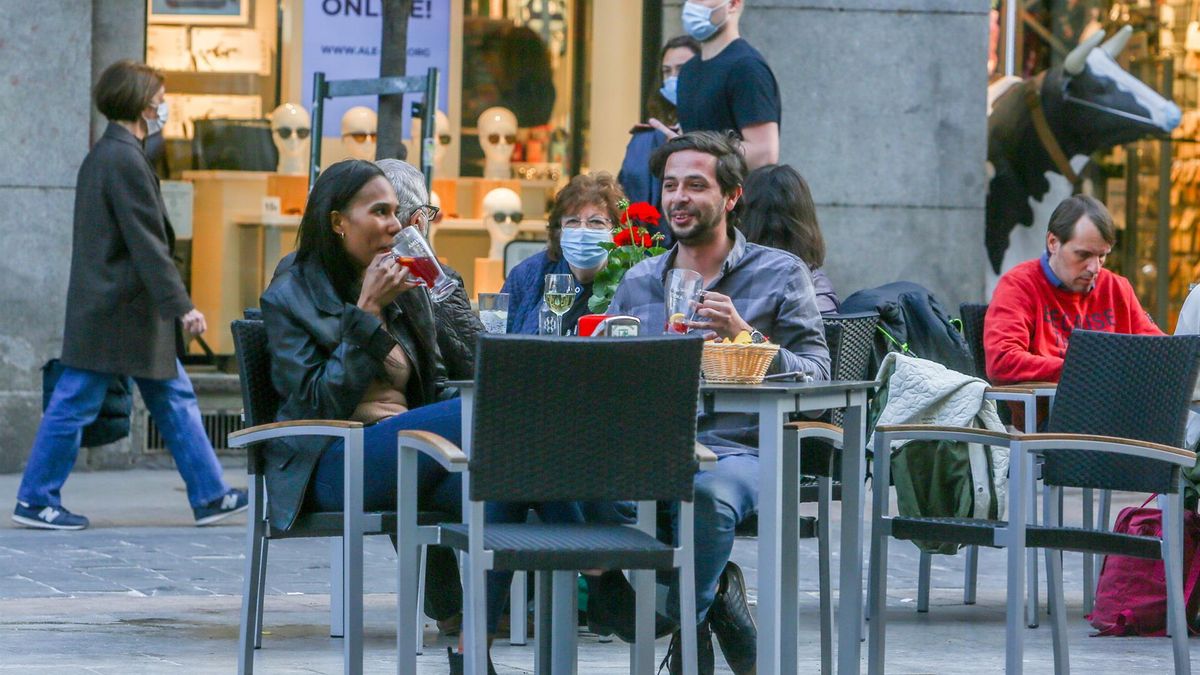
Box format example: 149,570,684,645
374,159,485,634
374,158,484,380
376,158,434,236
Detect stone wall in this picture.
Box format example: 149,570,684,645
663,0,990,309
0,1,146,473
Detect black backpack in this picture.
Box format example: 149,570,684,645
41,360,134,447
840,281,975,378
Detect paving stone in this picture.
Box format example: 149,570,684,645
2,469,1198,672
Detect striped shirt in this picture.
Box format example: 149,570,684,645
609,229,830,455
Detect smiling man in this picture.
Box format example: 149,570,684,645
607,131,828,675
985,194,1161,426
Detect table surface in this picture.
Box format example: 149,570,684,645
447,378,877,393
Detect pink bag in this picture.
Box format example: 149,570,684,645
1087,497,1200,636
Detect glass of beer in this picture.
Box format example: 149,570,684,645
391,226,457,302
664,268,704,333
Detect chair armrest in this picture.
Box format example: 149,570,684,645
985,382,1057,396
695,443,718,471
397,430,468,472
1020,433,1197,467
873,424,1015,447
227,419,363,447
784,420,843,445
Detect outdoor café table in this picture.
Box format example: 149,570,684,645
700,379,876,675
445,378,876,675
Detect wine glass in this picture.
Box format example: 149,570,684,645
543,273,577,336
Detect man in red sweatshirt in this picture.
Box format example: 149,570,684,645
985,194,1160,428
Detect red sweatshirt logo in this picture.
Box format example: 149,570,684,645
1043,307,1116,355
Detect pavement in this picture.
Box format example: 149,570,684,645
0,468,1195,673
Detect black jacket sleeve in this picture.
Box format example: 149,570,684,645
433,265,485,380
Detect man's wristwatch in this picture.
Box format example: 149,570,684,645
749,329,767,344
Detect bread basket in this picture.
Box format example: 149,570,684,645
700,341,781,384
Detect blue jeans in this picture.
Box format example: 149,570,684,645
668,454,759,621
18,361,229,509
307,398,465,515
307,398,582,634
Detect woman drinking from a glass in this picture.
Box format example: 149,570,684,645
262,159,585,670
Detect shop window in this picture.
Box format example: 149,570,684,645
459,0,583,179
145,1,281,177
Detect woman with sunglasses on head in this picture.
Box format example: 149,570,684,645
501,172,625,335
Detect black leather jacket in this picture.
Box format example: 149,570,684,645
260,254,475,530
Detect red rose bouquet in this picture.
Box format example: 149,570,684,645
589,199,667,313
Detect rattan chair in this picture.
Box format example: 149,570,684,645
397,335,713,675
868,330,1200,674
226,318,449,675
961,302,1077,625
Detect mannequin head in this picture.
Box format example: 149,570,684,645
429,189,445,224
410,109,452,176
481,187,523,259
477,107,517,179
270,103,311,175
341,106,378,161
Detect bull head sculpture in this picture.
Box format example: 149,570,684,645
986,26,1181,280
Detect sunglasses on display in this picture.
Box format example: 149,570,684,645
493,212,523,224
487,133,517,145
562,216,612,230
276,127,311,140
344,132,377,143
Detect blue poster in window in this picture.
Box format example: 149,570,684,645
301,0,450,139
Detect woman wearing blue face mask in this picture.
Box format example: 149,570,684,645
617,35,699,239
502,173,625,334
13,59,247,531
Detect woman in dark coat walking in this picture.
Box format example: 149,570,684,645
13,60,245,530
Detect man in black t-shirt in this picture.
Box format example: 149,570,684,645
652,0,781,171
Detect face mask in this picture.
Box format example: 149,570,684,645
660,76,679,106
560,227,611,271
145,102,168,136
682,0,729,42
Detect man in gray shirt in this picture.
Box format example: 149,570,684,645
607,131,828,674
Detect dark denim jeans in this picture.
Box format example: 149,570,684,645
18,361,228,509
669,453,759,622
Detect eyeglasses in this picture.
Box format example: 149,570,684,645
561,216,612,230
487,133,517,145
493,212,524,224
343,132,377,143
438,134,452,145
408,204,440,225
276,127,311,140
